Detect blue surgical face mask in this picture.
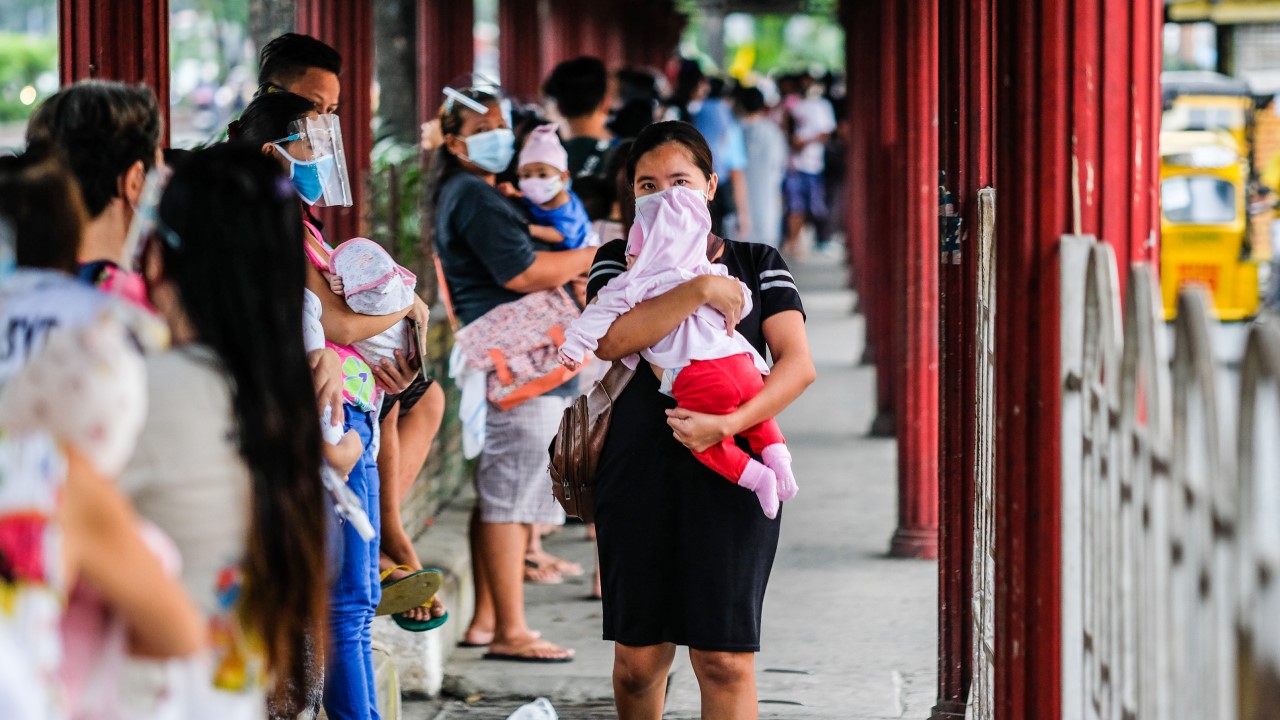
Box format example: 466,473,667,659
275,144,335,205
462,128,516,174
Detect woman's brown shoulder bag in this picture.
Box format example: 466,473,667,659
548,362,635,522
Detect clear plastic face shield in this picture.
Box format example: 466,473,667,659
443,73,513,128
271,113,353,208
122,165,177,271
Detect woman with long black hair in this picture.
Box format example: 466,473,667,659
122,144,328,716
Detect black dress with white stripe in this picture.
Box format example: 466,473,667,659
586,237,805,652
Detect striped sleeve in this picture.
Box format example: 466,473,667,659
586,238,629,303
755,246,805,320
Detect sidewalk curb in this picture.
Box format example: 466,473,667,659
374,485,477,698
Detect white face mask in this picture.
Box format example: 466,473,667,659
518,176,564,205
627,185,713,261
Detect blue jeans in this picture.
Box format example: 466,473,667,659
323,406,382,720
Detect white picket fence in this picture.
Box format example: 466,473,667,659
1060,236,1280,719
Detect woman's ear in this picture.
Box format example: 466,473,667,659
261,142,277,158
444,134,467,160
706,172,719,202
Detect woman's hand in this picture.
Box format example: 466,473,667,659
372,350,418,394
699,275,747,335
496,181,521,198
309,348,345,425
666,407,735,454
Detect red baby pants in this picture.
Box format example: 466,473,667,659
670,353,786,483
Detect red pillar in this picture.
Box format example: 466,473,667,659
58,0,171,146
888,0,939,560
842,1,876,323
296,0,373,244
865,0,900,439
418,0,475,126
935,0,995,714
990,1,1159,716
499,0,543,101
598,4,624,70
992,0,1070,713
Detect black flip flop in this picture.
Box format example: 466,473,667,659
482,650,574,664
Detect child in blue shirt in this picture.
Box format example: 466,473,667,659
513,124,593,249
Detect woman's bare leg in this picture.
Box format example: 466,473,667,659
614,643,677,720
689,649,758,720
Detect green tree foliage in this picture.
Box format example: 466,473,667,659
0,33,56,122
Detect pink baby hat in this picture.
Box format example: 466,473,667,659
518,124,568,171
329,237,417,316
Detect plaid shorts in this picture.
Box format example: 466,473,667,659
475,394,570,525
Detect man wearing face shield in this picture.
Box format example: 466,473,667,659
425,78,596,663
255,32,452,635
25,80,164,308
256,32,342,115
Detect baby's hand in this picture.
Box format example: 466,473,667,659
558,349,581,371
324,271,345,296
625,254,636,270
497,181,522,198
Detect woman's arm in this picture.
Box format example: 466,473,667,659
307,264,411,347
62,449,206,658
595,274,748,361
667,309,815,453
503,247,596,294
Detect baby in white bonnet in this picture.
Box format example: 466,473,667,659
324,237,417,369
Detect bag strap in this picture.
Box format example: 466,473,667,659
600,361,636,399
434,255,460,332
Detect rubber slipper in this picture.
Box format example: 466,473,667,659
523,558,563,585
457,639,489,648
526,553,584,577
394,608,449,633
376,566,442,617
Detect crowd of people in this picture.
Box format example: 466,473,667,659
0,32,822,720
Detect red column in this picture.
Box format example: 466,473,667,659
296,0,373,244
888,0,940,560
58,0,171,146
499,0,543,101
598,4,624,70
418,0,475,126
842,1,876,326
935,0,995,714
990,2,1160,716
865,0,900,439
992,0,1069,713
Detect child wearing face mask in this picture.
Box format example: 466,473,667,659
557,185,797,519
510,125,593,249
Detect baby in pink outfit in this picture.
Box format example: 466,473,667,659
558,186,796,518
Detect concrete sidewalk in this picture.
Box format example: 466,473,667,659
403,253,938,719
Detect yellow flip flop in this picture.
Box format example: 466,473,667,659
376,565,443,617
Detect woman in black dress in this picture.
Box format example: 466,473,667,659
588,122,815,719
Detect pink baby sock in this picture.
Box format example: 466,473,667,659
762,444,798,502
738,459,779,519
